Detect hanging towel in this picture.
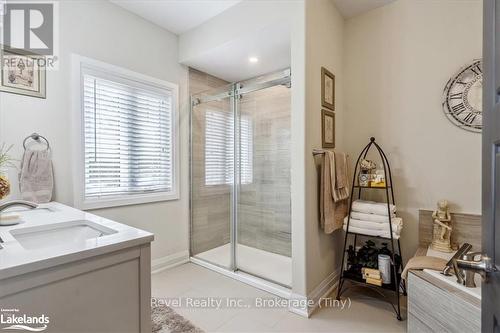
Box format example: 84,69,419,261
19,148,54,203
351,200,396,216
343,216,403,234
350,211,396,223
320,151,348,234
331,151,349,202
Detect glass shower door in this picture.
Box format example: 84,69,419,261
190,85,235,270
190,69,292,287
235,71,292,287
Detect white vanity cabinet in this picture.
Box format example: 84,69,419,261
0,202,154,333
408,271,481,332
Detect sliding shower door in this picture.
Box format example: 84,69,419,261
190,84,235,270
235,72,292,286
190,70,291,287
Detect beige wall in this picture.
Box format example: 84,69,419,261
343,0,483,262
304,0,345,293
0,0,190,262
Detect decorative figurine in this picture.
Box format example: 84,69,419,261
431,199,453,253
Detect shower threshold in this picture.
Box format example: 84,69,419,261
191,244,292,299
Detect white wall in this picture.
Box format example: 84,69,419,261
304,0,345,294
343,0,483,261
0,0,190,262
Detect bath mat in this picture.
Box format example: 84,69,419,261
152,301,204,333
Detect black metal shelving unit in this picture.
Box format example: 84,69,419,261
336,137,406,321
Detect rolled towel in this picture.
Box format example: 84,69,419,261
344,216,403,234
351,200,396,216
351,211,395,223
342,224,400,239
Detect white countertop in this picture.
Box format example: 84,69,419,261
0,202,154,280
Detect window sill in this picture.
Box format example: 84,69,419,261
78,192,179,211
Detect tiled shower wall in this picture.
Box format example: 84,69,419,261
190,68,231,256
189,68,291,257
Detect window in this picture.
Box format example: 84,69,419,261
204,110,253,186
74,57,178,209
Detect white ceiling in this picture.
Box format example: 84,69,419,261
110,0,242,35
184,22,291,82
332,0,396,18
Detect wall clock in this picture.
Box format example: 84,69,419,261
442,59,482,133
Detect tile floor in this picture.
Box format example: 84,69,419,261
152,263,407,332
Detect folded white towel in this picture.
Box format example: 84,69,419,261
344,216,403,234
351,200,396,216
343,224,400,239
350,211,396,223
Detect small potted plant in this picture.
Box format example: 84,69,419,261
0,143,15,200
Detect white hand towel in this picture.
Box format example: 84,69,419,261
19,148,54,203
344,216,403,234
351,200,396,216
351,211,396,223
342,224,400,240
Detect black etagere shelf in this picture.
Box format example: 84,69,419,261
336,137,406,321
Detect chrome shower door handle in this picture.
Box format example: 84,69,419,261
456,254,496,273
453,253,497,287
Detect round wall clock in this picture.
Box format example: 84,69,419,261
442,59,482,133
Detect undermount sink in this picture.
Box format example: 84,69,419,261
9,220,118,250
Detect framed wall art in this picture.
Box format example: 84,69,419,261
0,48,46,98
321,67,335,110
322,109,335,148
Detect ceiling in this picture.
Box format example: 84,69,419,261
184,22,291,82
332,0,396,18
110,0,242,35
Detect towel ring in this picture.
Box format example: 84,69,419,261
23,133,50,151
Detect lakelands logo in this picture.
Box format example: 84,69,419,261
0,308,49,332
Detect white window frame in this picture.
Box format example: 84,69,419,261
71,54,179,210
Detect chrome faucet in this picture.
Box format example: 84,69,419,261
442,243,472,276
0,200,38,213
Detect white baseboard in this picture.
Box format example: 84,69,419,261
288,293,310,317
151,250,189,274
289,269,340,318
307,269,340,316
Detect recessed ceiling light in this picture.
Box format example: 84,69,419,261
249,57,259,63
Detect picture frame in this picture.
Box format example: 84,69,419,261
321,67,335,110
0,47,46,98
322,109,335,148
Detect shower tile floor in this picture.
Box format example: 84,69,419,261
195,243,292,286
152,263,407,332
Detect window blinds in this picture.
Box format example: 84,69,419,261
204,110,252,186
83,73,173,199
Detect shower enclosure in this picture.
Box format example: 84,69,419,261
190,69,292,287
